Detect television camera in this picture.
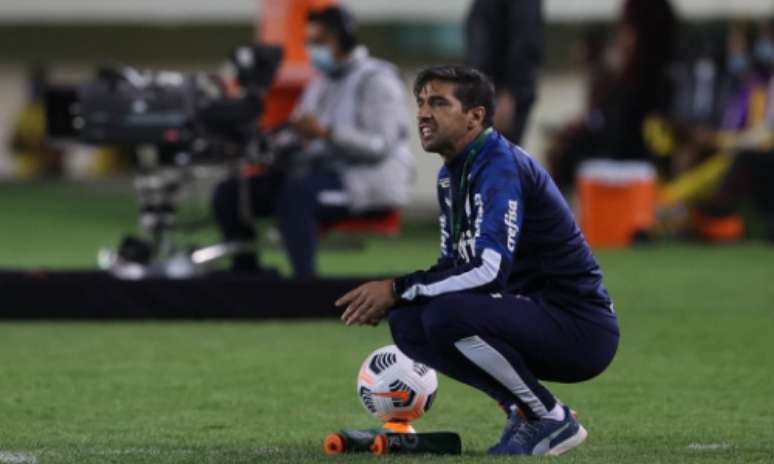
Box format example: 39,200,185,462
45,44,283,279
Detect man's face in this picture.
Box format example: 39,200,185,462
305,22,340,57
415,80,473,154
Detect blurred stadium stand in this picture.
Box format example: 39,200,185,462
1,0,773,22
0,0,772,217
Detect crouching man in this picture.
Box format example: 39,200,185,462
337,65,619,456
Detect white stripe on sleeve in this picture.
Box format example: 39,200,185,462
400,248,502,301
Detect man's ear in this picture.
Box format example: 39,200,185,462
467,106,486,129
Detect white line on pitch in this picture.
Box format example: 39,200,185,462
0,451,37,464
687,443,731,450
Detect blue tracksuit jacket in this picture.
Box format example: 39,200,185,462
393,129,617,329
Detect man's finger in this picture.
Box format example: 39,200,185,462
341,302,358,322
344,305,364,325
352,302,376,326
344,296,372,326
344,302,369,326
336,287,361,307
335,290,356,308
342,292,369,323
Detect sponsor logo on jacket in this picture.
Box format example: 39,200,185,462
504,200,519,252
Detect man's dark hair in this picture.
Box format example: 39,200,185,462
307,6,359,53
413,65,495,127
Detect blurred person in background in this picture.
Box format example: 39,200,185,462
540,26,614,191
545,0,677,193
212,5,414,277
655,20,774,241
717,22,772,133
465,0,543,145
690,20,774,241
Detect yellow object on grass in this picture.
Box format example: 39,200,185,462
659,153,732,205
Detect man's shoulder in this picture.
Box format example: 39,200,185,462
474,133,553,195
476,134,520,174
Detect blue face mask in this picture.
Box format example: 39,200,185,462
308,45,338,75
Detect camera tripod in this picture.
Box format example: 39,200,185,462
97,145,255,279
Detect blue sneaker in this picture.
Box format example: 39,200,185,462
487,406,526,454
498,406,588,456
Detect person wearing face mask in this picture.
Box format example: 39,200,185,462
212,5,414,277
753,23,774,71
682,21,774,242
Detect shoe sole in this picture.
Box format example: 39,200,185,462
547,425,588,456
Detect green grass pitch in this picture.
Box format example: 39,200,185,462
1,182,773,463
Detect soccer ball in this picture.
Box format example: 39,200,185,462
356,345,438,423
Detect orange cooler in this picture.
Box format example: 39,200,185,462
576,160,656,248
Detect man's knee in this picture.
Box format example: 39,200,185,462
421,294,476,348
388,306,425,354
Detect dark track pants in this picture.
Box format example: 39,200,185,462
388,292,619,418
212,172,350,277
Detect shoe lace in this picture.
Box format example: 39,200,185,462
512,420,544,446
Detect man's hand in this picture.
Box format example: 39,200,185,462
291,113,331,140
336,279,397,326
